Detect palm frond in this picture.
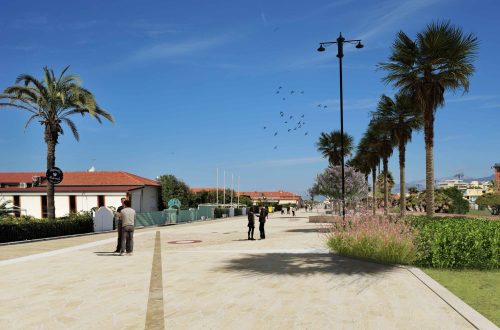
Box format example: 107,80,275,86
61,118,80,141
24,113,42,129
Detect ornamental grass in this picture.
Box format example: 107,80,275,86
326,214,417,265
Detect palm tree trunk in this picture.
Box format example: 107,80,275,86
399,142,406,218
45,129,56,220
372,166,377,215
424,109,435,217
383,157,388,215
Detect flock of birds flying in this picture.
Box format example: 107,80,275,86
262,85,329,150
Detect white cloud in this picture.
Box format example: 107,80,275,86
358,0,442,42
260,12,268,24
124,36,232,64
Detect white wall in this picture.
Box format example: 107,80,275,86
143,186,160,211
76,195,97,214
106,196,124,210
55,196,70,217
1,189,158,218
128,187,159,212
0,194,13,205
129,190,142,211
22,195,43,218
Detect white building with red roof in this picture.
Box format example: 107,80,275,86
240,191,303,206
191,188,302,206
0,171,160,218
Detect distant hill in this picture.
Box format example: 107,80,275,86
392,174,494,193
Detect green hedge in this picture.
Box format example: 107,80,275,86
0,213,94,243
407,216,500,269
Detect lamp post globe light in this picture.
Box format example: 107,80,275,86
317,33,363,221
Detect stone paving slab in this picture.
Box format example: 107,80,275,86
0,211,494,329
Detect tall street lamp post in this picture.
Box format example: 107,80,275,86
317,32,363,221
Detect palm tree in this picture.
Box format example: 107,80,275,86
347,154,371,184
379,21,478,216
357,132,380,215
375,169,395,208
316,130,354,166
367,118,395,215
0,66,113,220
373,93,422,217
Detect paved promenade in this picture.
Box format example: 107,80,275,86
0,211,495,329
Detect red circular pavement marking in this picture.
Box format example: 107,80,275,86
167,240,202,244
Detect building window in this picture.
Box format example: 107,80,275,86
97,195,105,207
41,196,48,218
69,196,77,213
13,195,20,217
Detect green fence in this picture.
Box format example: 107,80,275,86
134,206,245,228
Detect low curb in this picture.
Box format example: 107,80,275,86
0,215,247,246
405,266,498,330
0,229,116,246
327,251,498,329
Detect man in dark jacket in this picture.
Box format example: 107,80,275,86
114,197,127,253
258,206,266,239
247,209,255,240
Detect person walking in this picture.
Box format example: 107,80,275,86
247,208,255,240
118,200,136,256
113,197,127,253
258,206,266,239
292,206,296,217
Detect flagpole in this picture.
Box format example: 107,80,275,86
231,173,234,207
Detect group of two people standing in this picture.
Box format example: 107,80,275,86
247,206,268,240
114,197,136,256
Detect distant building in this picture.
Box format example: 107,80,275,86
437,178,493,210
240,191,303,206
0,171,160,218
437,179,468,190
190,188,303,207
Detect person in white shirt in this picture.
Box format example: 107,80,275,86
117,199,136,256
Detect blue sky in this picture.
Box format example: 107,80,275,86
1,0,499,196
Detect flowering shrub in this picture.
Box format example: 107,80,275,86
312,166,368,203
326,214,417,265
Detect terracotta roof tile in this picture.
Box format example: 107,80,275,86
0,171,159,187
0,186,143,193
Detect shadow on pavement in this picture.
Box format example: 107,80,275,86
220,253,394,276
93,252,121,257
285,228,330,233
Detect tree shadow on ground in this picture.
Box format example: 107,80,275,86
285,228,330,233
219,253,394,276
93,252,121,257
